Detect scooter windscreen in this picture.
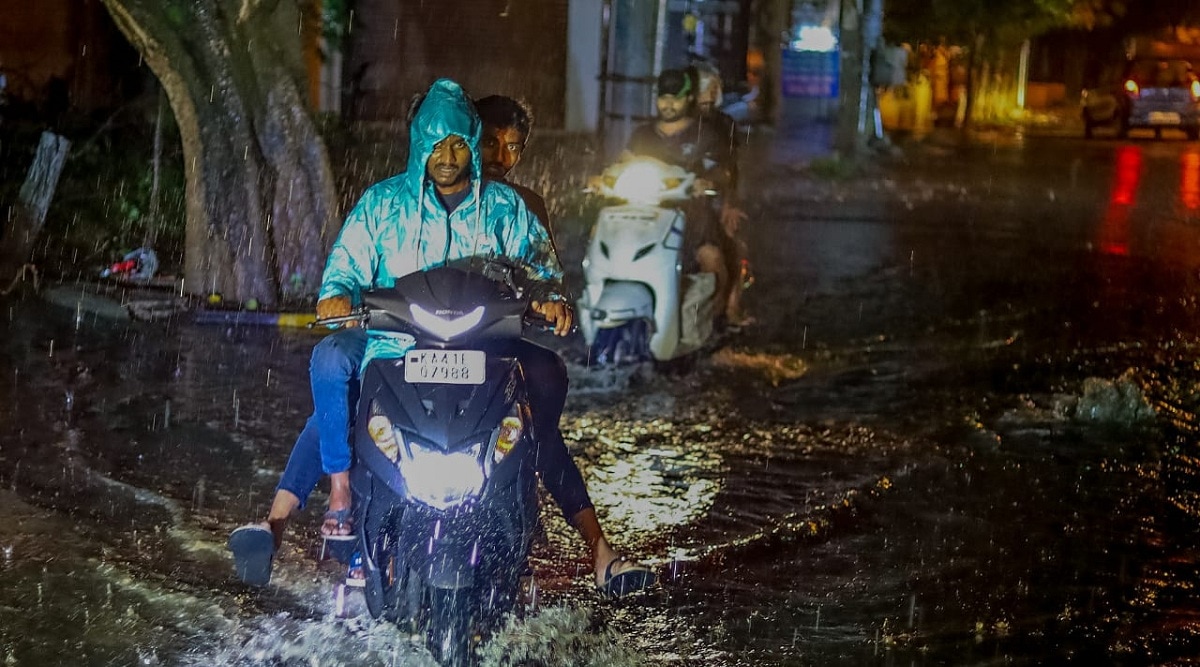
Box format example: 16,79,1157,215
363,258,529,344
354,258,543,508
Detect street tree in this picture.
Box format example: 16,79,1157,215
886,0,1078,127
1067,0,1200,33
100,0,339,308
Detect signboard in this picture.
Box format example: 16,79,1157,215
782,49,839,99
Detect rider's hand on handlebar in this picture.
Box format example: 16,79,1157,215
317,295,357,327
531,300,574,336
692,178,715,198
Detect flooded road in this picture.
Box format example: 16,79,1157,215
5,131,1200,665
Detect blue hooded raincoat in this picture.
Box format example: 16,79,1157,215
319,78,563,306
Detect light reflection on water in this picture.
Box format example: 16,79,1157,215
0,304,916,665
7,298,1200,664
571,416,724,536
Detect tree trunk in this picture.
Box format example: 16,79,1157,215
0,131,70,286
100,0,338,308
753,0,789,126
960,31,985,133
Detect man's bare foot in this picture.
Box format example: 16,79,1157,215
595,554,657,598
322,471,354,538
597,556,648,585
592,538,652,587
321,509,355,539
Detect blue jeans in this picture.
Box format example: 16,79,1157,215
275,415,322,509
275,328,367,507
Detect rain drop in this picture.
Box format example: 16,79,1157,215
193,477,206,512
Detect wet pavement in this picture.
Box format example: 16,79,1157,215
4,125,1200,665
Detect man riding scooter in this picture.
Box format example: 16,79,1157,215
626,67,738,326
229,78,567,587
476,93,656,594
229,81,654,599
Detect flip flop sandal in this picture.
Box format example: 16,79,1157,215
228,524,275,587
321,508,357,542
597,556,657,599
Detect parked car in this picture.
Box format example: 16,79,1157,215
1082,57,1200,140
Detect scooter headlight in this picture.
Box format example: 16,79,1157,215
612,162,667,203
399,439,485,510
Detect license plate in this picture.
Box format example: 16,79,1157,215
1149,111,1181,124
404,349,486,384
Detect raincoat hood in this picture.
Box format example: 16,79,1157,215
405,78,483,196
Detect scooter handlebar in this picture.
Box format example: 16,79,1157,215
522,308,580,337
308,312,368,329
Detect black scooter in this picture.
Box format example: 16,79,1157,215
323,258,559,666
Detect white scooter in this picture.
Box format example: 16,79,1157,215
578,157,717,365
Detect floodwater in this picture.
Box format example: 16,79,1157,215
4,130,1200,665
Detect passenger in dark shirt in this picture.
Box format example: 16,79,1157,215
475,94,655,596
476,97,551,233
694,62,753,326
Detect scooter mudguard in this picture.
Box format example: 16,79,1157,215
579,202,688,359
397,479,531,590
590,281,655,329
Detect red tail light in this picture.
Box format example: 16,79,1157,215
1124,79,1140,97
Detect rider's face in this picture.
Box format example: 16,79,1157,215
656,93,693,122
480,125,527,180
426,135,472,193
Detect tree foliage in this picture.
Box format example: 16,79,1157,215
889,0,1200,48
1065,0,1200,33
885,0,1077,54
